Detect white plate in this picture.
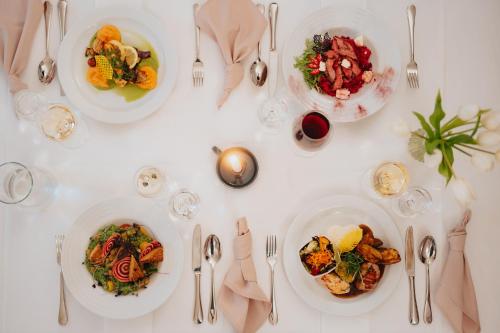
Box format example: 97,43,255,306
61,197,184,319
58,7,177,124
282,5,401,122
283,195,403,316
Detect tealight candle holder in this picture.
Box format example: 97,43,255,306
212,146,259,188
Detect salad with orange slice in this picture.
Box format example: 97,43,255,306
84,25,159,101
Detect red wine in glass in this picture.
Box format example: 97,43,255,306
293,111,332,151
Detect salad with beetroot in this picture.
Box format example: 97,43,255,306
294,33,374,100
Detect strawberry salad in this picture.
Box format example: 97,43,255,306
294,33,374,100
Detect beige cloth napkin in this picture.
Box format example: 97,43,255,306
436,209,481,333
0,0,43,93
195,0,266,108
218,217,271,333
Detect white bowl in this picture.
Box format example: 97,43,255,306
62,197,184,319
282,5,401,122
58,7,177,124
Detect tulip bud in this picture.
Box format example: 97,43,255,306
471,152,495,172
458,104,479,121
477,131,500,147
424,150,442,168
449,177,476,207
481,111,500,130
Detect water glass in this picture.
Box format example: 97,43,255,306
0,162,56,207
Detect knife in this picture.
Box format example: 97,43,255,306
57,0,67,96
192,224,203,324
267,3,278,97
405,226,419,325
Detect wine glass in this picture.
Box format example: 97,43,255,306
13,90,89,148
168,189,200,221
292,110,332,155
392,187,433,217
135,166,165,197
0,162,57,208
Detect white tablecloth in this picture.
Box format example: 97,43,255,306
1,0,500,332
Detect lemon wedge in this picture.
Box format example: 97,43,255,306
327,224,363,253
123,45,139,69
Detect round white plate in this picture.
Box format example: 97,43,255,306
58,7,177,124
62,197,184,319
282,5,401,122
283,195,403,316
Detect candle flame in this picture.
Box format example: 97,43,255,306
227,153,243,174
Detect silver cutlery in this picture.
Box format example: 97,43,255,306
38,1,56,85
57,0,67,96
204,234,221,324
419,235,437,324
192,4,204,87
267,3,278,97
55,234,68,326
266,235,278,325
192,224,203,324
250,4,267,87
405,226,419,325
406,4,419,88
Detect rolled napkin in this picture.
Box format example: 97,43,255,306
218,217,271,333
436,209,481,333
196,0,266,108
0,0,43,93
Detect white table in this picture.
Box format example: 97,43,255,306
1,0,500,332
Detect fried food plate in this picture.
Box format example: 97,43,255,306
283,195,403,315
58,7,177,124
62,197,183,319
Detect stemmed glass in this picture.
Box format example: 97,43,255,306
364,161,432,217
14,90,89,148
292,110,332,155
0,162,57,208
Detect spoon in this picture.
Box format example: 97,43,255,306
250,4,267,87
204,234,221,324
419,235,437,324
38,1,56,85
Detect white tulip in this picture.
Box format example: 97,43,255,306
481,111,500,130
471,152,495,172
477,131,500,147
424,150,442,168
392,119,411,137
449,177,476,207
458,104,480,121
496,150,500,161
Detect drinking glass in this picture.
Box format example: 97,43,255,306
13,90,88,148
135,166,165,197
258,95,288,131
0,162,57,207
168,189,200,221
392,186,433,217
292,110,332,154
371,161,410,197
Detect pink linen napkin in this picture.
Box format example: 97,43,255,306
195,0,266,108
0,0,43,93
218,217,271,333
436,209,481,333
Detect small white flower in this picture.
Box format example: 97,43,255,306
471,152,495,172
477,131,500,147
319,61,326,72
424,150,443,168
354,35,364,46
341,58,351,69
481,111,500,130
392,119,411,137
449,177,476,207
458,104,480,121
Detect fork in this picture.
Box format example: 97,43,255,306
55,235,68,325
192,3,204,87
266,235,278,325
406,5,419,88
